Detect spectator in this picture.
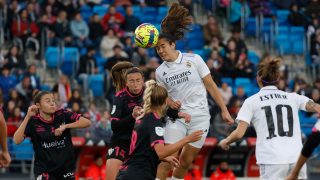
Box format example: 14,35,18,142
210,161,236,180
100,28,124,58
307,17,319,41
43,4,57,25
15,76,34,104
229,86,247,107
92,111,112,144
78,46,97,94
0,66,17,100
52,74,72,106
70,11,92,48
26,2,37,22
132,47,149,67
84,155,106,180
89,13,104,48
207,49,224,79
87,102,101,124
229,0,250,30
122,6,141,32
144,0,166,6
6,106,22,137
123,36,136,59
277,79,289,92
305,0,320,18
70,101,82,114
293,78,312,96
5,89,25,113
184,164,202,180
230,27,247,54
51,10,72,46
249,0,272,17
207,35,226,55
288,3,308,27
103,45,128,71
11,9,39,45
203,15,223,44
68,89,85,111
314,78,320,91
101,5,125,32
6,0,20,37
225,38,238,55
223,50,238,77
5,45,26,75
219,83,233,105
235,53,255,78
24,64,41,90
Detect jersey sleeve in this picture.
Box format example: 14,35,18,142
293,93,311,111
24,117,33,138
236,99,253,125
149,117,165,149
110,95,135,130
155,68,165,87
194,54,210,78
63,109,81,123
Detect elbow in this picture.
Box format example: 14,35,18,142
157,152,166,159
85,119,91,128
13,135,22,145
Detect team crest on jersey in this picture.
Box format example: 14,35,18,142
155,127,164,136
108,148,114,155
111,105,116,115
185,61,191,68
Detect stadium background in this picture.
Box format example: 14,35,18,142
1,0,320,179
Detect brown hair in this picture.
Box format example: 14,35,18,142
143,80,168,117
159,2,193,43
111,62,134,92
33,91,52,104
257,56,282,86
124,67,144,80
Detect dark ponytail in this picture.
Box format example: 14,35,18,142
257,56,282,86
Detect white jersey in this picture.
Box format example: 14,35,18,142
156,51,210,112
236,86,311,164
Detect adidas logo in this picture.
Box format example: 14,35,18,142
163,72,167,76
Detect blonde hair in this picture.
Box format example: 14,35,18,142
142,80,168,117
111,62,134,92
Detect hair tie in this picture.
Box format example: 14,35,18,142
261,79,279,84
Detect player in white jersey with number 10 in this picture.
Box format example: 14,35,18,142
219,56,320,179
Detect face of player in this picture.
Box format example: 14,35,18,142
155,38,177,62
126,73,144,95
37,93,57,114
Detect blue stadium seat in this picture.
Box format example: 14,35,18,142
139,16,156,24
276,10,290,24
292,39,304,55
40,84,51,91
80,5,93,22
245,17,257,37
193,49,206,60
235,77,251,87
176,40,187,50
221,77,233,87
10,138,34,161
158,6,168,15
88,74,104,97
45,47,60,68
290,26,305,35
93,6,108,18
61,48,79,76
247,50,260,65
116,6,125,16
132,5,141,14
275,34,291,55
141,6,157,14
277,26,289,35
187,37,204,50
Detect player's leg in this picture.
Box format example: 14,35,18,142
260,164,291,180
171,114,209,179
156,120,187,180
106,146,127,180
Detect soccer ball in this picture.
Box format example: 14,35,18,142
134,23,159,48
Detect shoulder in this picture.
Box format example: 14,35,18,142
182,53,197,58
115,88,128,98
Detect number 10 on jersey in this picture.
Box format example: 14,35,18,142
261,105,294,140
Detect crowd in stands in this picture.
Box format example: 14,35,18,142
1,0,320,177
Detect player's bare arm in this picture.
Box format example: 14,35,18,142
305,100,320,113
219,121,249,150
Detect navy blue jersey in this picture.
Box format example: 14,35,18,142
110,88,144,147
24,109,81,175
117,112,164,180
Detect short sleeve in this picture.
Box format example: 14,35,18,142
236,99,253,125
149,116,165,149
194,54,210,78
24,118,33,137
62,109,81,123
293,93,311,111
155,69,166,87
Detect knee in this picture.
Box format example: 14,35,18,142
161,161,174,172
179,159,192,170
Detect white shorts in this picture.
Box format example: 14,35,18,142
163,111,210,148
259,163,307,180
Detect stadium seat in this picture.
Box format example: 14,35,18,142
292,40,304,55
116,6,125,16
60,47,79,77
41,84,51,91
93,6,108,18
45,47,60,68
80,5,93,22
141,6,157,14
277,26,289,35
245,17,258,37
176,40,187,50
290,26,305,35
247,50,260,65
276,10,290,25
88,74,104,97
235,78,251,87
193,49,206,60
10,138,34,161
187,37,204,50
158,6,168,15
275,34,291,55
221,77,233,87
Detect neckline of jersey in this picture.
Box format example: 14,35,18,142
35,114,55,124
125,87,144,98
164,51,183,65
260,85,278,91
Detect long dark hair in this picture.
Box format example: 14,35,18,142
159,2,193,44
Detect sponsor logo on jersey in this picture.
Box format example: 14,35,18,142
163,72,167,76
63,172,74,178
155,127,164,136
41,137,66,149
